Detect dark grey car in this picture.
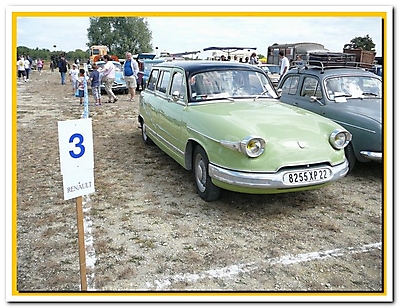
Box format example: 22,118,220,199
277,65,382,172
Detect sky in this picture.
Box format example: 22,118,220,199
15,9,385,59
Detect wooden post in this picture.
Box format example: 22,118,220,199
76,196,87,291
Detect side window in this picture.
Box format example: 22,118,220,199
301,77,319,97
170,71,186,100
156,70,171,94
147,69,159,91
281,76,299,95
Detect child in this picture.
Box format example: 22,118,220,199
89,63,101,106
76,68,89,105
69,63,79,95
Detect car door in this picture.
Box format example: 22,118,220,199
279,74,324,116
141,68,163,133
157,68,188,160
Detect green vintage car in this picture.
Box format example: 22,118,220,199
138,61,352,202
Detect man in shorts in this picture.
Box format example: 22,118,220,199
123,52,139,101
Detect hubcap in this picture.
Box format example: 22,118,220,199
195,154,206,193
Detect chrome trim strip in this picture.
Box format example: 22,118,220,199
209,160,349,189
333,120,377,134
187,126,219,143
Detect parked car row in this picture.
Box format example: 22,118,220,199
138,61,352,202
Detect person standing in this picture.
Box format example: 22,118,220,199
37,58,43,75
98,54,117,103
279,51,290,79
17,55,27,82
295,55,304,68
76,68,89,105
89,63,102,106
123,52,139,101
249,52,259,65
24,56,31,81
69,63,79,95
58,55,68,85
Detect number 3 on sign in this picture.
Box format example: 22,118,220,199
69,133,85,158
58,118,94,175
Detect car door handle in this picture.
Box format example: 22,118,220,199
293,102,298,106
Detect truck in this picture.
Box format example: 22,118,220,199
90,45,108,62
267,42,329,65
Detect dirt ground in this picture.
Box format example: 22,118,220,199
14,67,386,300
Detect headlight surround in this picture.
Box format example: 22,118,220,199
240,136,266,158
329,129,352,149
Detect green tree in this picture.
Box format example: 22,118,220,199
349,35,375,51
87,17,153,58
66,49,90,63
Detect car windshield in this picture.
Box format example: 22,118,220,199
189,69,277,102
324,76,382,100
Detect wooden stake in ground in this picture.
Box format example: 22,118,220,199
76,196,87,291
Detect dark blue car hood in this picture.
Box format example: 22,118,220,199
332,98,382,124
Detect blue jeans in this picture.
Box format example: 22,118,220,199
60,72,66,84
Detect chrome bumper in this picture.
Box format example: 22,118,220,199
209,160,349,189
360,151,382,162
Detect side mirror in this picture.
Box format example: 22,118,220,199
276,88,282,98
172,90,180,102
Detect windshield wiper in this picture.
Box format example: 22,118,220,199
334,93,352,98
254,90,270,101
362,92,378,97
219,96,235,102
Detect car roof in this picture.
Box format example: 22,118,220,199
154,60,264,74
141,59,165,63
286,65,380,78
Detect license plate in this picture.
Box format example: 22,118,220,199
282,168,332,185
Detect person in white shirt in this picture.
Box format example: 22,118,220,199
69,63,79,95
17,56,26,82
279,51,290,79
98,55,118,103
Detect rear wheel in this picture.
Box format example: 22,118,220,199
345,142,356,174
193,146,220,202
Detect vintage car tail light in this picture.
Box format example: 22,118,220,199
240,136,265,158
329,129,352,149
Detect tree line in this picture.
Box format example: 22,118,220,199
17,17,153,64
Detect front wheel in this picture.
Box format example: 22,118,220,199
193,146,220,202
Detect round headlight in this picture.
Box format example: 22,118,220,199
240,136,265,158
329,129,352,149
